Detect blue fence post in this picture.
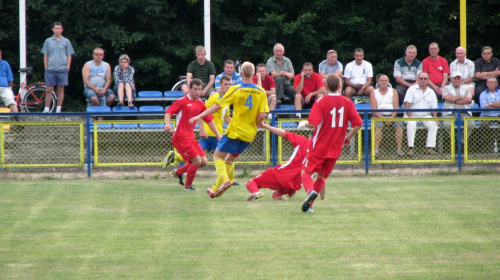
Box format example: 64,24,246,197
456,109,463,172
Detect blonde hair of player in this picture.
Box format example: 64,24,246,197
241,62,255,79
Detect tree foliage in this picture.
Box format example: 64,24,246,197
0,0,498,111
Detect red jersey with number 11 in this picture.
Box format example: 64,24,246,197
308,93,362,158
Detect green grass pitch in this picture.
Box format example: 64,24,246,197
1,175,499,279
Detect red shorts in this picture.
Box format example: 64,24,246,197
172,136,206,162
303,153,337,179
250,168,299,196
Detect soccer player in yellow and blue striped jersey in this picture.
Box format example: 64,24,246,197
189,62,269,198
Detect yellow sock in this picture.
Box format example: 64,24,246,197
212,158,228,192
226,163,234,182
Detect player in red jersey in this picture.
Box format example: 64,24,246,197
300,74,362,212
164,79,221,191
246,122,311,201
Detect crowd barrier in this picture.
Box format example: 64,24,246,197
0,107,499,177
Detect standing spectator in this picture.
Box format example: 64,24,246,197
318,50,343,79
404,72,439,156
181,46,216,98
474,46,500,105
422,42,449,99
82,47,115,106
441,72,476,144
369,74,404,157
0,49,18,113
114,54,135,107
449,47,475,98
253,63,276,116
246,122,310,201
344,48,374,99
300,74,362,213
293,62,325,118
214,60,242,92
41,21,74,113
479,77,500,117
394,45,422,106
189,62,269,198
266,43,295,104
164,79,221,191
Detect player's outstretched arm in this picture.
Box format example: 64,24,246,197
198,120,208,139
189,103,221,125
259,122,286,138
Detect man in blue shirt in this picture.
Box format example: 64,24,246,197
214,60,242,93
479,77,500,117
0,49,18,113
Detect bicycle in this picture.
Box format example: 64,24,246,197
14,67,57,112
170,60,242,91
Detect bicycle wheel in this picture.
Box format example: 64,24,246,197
171,80,186,91
21,86,57,113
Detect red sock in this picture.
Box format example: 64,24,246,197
246,180,259,194
301,173,314,194
313,177,326,194
184,164,199,188
176,163,191,175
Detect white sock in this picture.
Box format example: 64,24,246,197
43,107,50,112
56,106,62,113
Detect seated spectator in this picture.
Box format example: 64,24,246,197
82,47,115,106
441,72,476,143
344,48,374,99
214,60,242,92
293,62,325,118
404,72,439,155
181,46,216,98
474,46,500,105
422,42,449,99
375,73,393,89
253,63,277,116
266,43,295,104
394,45,422,106
479,77,500,117
0,48,18,113
449,46,475,100
114,54,135,107
369,74,404,157
318,50,343,79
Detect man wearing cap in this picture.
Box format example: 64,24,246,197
441,71,476,144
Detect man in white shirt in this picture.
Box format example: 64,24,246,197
449,46,475,96
344,48,374,99
404,72,439,155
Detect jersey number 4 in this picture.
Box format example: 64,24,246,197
245,95,253,109
330,107,344,127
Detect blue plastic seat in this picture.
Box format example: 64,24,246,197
164,91,184,100
138,91,162,98
112,106,138,129
87,106,112,129
139,106,164,129
281,121,298,129
355,103,371,111
274,105,295,111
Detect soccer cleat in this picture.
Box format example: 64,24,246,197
246,191,264,201
305,208,314,213
184,185,197,191
272,193,289,201
232,181,240,187
206,188,215,199
172,169,184,186
214,180,232,198
163,151,176,170
302,190,317,212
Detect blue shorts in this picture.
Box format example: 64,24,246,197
217,135,250,155
45,69,69,87
83,88,115,104
199,136,219,152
